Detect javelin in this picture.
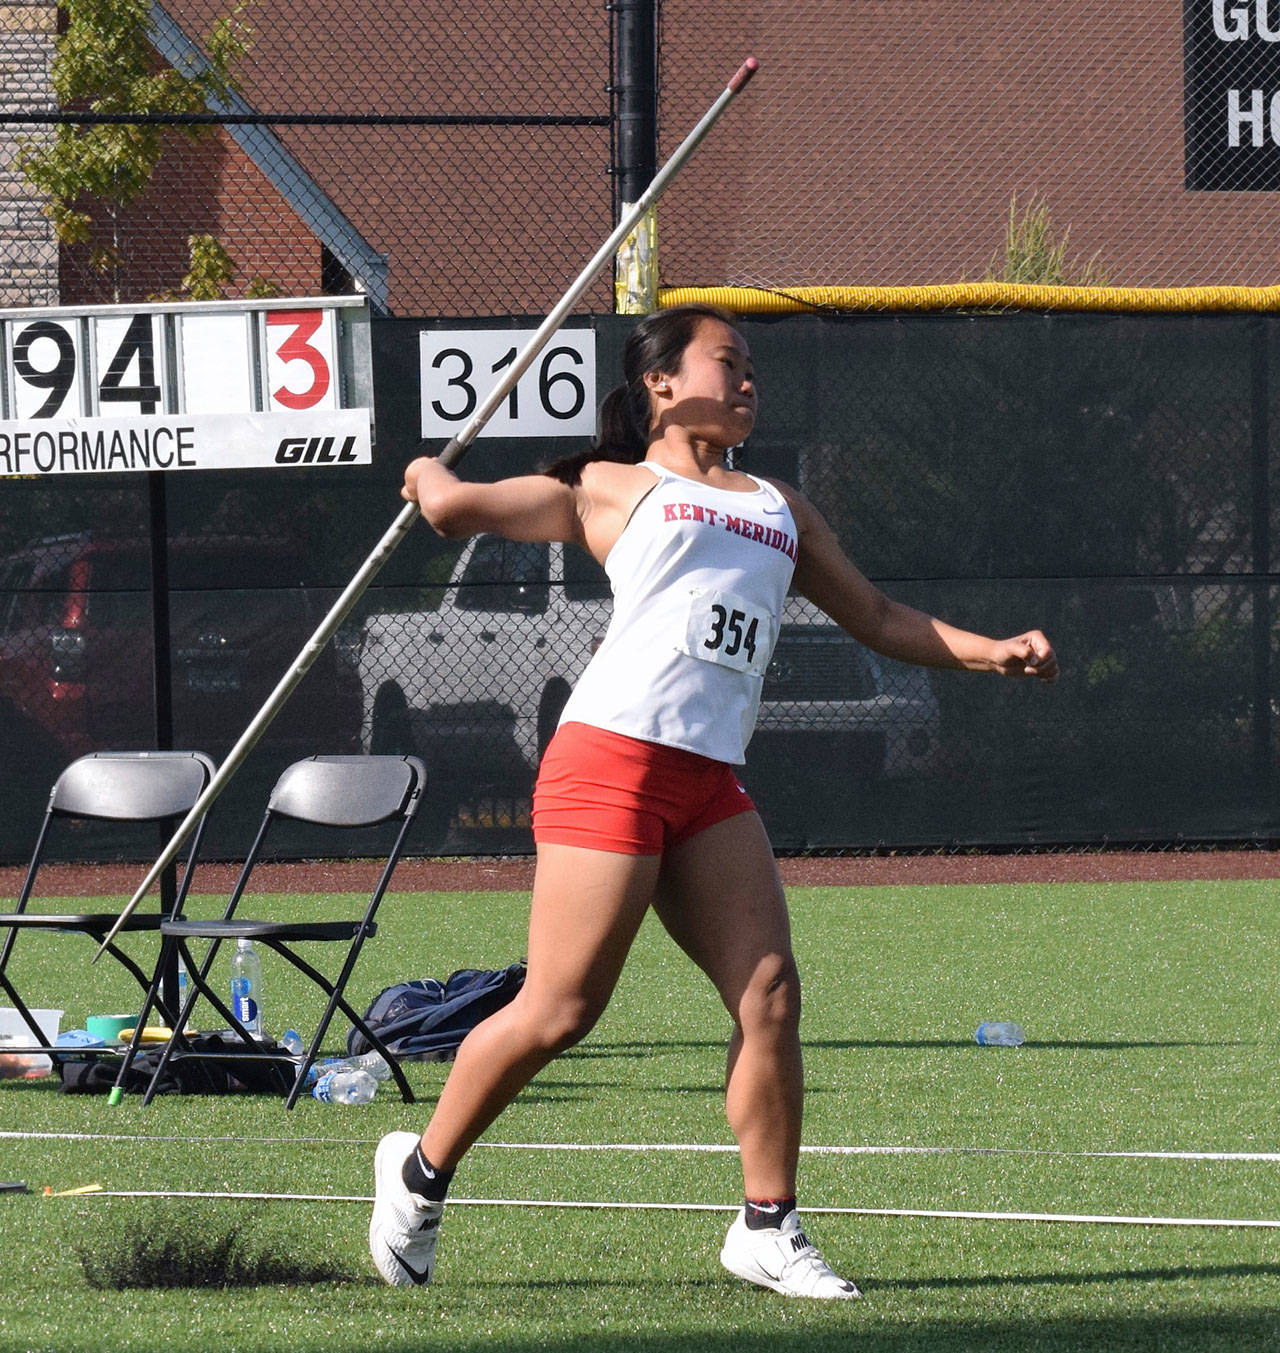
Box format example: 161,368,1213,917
94,56,760,959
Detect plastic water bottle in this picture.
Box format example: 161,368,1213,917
975,1021,1026,1046
302,1050,391,1087
230,938,264,1035
177,955,191,1010
281,1028,304,1057
312,1067,378,1104
342,1050,392,1081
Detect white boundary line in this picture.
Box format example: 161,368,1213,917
0,1130,370,1146
486,1142,1280,1164
4,1130,1280,1163
63,1189,1280,1228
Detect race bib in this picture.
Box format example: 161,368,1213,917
679,588,775,676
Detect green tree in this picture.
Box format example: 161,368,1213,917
19,0,252,293
153,232,281,303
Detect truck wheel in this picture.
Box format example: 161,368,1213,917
370,684,414,756
370,684,453,848
537,680,572,758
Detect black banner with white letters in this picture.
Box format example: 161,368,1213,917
1186,0,1280,188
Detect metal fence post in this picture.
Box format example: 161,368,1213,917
1250,315,1272,787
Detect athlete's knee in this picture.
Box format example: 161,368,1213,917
736,952,801,1036
520,989,609,1054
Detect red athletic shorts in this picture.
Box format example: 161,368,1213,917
532,721,756,855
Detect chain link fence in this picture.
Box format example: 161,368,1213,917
5,2,1280,315
354,311,1278,855
2,312,1269,863
657,1,1280,295
1,0,613,315
2,3,1278,861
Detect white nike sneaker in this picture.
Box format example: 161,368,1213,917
720,1208,861,1300
369,1131,445,1287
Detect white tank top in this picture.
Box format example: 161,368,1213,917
558,463,799,764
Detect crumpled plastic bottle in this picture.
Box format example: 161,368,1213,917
312,1068,378,1104
974,1021,1026,1047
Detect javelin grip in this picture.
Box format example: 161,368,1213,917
94,57,759,959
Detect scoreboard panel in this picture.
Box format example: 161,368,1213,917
0,297,372,476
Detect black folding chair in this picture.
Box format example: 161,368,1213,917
127,754,426,1108
0,751,216,1057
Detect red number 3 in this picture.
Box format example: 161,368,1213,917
268,310,330,409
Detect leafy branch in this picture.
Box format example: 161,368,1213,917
19,0,252,277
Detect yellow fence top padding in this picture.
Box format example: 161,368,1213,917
657,283,1280,315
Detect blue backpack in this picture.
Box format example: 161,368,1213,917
347,962,526,1061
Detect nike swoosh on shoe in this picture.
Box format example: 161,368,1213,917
391,1252,432,1285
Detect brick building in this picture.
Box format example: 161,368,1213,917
4,2,1280,315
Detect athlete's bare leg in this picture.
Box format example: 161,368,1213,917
421,842,661,1170
653,811,801,1197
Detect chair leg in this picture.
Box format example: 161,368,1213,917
296,980,415,1104
301,932,414,1103
342,1008,416,1105
284,1025,326,1111
143,939,297,1104
279,943,361,1109
93,937,179,1024
112,937,173,1095
0,976,55,1052
140,940,236,1106
257,940,415,1108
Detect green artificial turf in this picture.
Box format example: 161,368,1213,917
0,878,1278,1352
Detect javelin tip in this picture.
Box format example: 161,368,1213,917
728,57,759,93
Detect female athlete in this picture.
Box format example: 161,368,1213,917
369,304,1058,1298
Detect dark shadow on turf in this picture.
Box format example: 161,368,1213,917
994,1039,1238,1051
463,1277,726,1291
334,1310,1280,1353
871,1260,1280,1293
457,1261,1280,1299
506,1090,594,1103
529,1078,727,1094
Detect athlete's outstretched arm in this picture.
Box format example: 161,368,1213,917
783,485,1058,681
402,456,584,545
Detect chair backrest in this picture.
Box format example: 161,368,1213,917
267,755,425,829
50,751,216,823
9,750,216,920
214,755,426,929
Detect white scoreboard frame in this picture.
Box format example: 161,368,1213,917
0,296,373,476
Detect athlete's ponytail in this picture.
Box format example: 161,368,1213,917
543,304,739,485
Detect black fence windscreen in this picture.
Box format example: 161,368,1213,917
0,311,1275,862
